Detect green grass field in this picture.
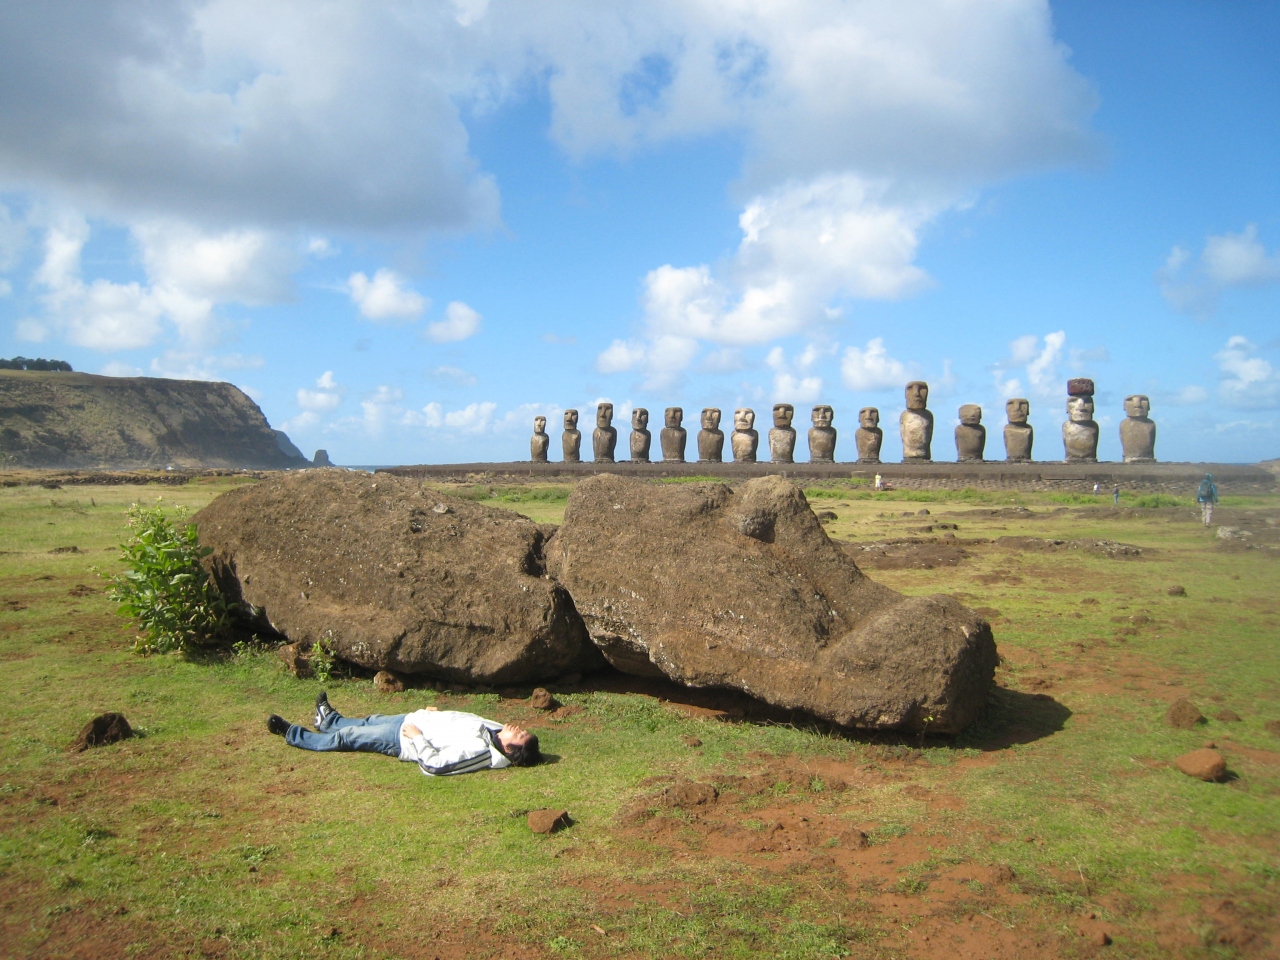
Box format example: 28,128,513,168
1,477,1277,959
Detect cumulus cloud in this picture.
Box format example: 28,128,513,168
297,370,344,411
840,337,911,392
767,343,831,402
1216,336,1280,410
1159,225,1280,316
0,2,498,233
425,301,481,343
991,331,1065,400
348,269,428,322
597,338,647,374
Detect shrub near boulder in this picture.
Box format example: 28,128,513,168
193,471,602,684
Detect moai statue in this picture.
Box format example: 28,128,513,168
530,416,549,462
1003,398,1033,462
768,403,797,463
808,405,837,462
855,407,883,463
660,407,687,463
731,408,759,463
561,409,581,463
697,408,725,463
630,408,652,462
955,404,986,462
900,381,933,461
593,402,617,463
1062,378,1099,462
1120,394,1156,463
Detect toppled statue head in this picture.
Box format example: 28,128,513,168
905,381,929,411
773,403,794,428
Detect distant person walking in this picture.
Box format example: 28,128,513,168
1092,482,1100,496
874,473,883,491
1197,473,1219,527
1113,485,1120,505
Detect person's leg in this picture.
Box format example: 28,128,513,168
1205,502,1214,526
285,717,404,756
324,712,407,731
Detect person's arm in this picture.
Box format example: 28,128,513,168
403,720,496,777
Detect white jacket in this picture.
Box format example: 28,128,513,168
398,710,511,777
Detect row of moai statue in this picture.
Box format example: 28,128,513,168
529,380,1156,464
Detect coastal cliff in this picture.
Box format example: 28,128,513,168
0,370,309,470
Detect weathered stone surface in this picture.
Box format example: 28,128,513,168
900,381,933,461
1174,748,1226,782
768,404,796,463
1215,708,1241,723
561,410,581,463
855,408,882,463
1166,698,1205,729
630,409,651,463
1120,394,1156,463
731,409,758,463
955,404,985,462
661,407,687,463
697,409,724,463
196,471,602,684
592,403,617,463
277,641,313,678
544,475,997,732
527,809,571,834
529,687,557,710
530,416,549,462
72,712,133,752
808,406,836,462
1003,398,1033,461
374,670,404,693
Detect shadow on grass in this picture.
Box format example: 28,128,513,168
954,686,1072,752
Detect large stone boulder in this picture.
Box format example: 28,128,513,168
194,470,602,683
544,475,997,732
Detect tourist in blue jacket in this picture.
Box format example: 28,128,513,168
267,692,540,776
1196,473,1219,527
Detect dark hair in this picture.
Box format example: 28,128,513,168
504,733,542,767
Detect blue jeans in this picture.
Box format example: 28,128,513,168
285,711,406,757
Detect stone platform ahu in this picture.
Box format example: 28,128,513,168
193,470,602,684
546,475,998,733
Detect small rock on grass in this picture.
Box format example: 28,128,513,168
72,712,132,752
1174,748,1227,782
680,734,703,748
527,809,571,834
1166,699,1204,730
1215,709,1242,723
529,687,558,710
1166,585,1186,597
373,671,404,693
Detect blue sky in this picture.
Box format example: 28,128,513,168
1,1,1277,465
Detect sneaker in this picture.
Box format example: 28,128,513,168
267,714,290,736
314,690,335,729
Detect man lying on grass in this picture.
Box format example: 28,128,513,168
267,692,541,776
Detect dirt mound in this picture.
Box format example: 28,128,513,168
71,712,132,751
545,475,997,733
994,536,1145,558
195,470,602,684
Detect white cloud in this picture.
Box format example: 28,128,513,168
992,331,1065,400
426,364,478,386
348,269,428,322
597,339,646,374
1169,385,1209,406
1216,336,1280,410
767,343,831,402
1159,225,1280,316
281,410,320,433
307,236,337,258
147,350,263,381
296,370,344,413
425,300,481,343
99,360,143,377
317,370,338,390
840,337,910,392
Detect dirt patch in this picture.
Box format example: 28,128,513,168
843,537,971,570
993,536,1146,558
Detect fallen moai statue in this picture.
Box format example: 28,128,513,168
194,470,602,684
545,475,997,733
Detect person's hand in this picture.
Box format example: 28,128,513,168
402,723,421,738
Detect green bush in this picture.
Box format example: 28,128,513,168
107,501,234,654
